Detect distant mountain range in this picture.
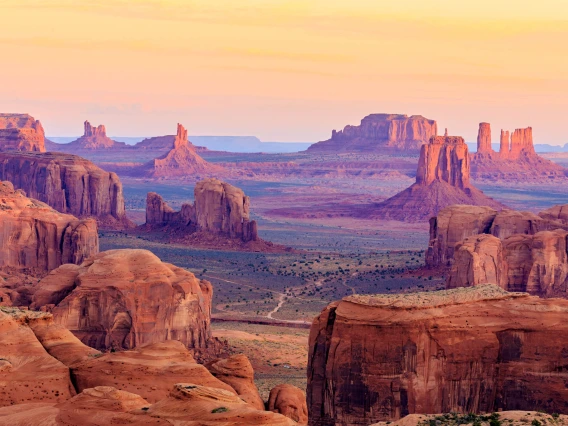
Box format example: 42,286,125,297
467,142,568,153
48,135,312,153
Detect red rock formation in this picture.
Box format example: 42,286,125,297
510,127,535,159
368,136,503,222
539,204,568,224
476,122,493,154
145,178,259,244
206,354,264,410
32,249,214,351
268,384,308,425
499,129,510,159
0,151,134,229
140,123,223,178
426,205,568,268
307,285,568,424
0,113,46,152
307,114,437,153
63,120,126,150
0,181,99,272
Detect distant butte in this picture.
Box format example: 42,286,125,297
306,113,437,153
63,120,127,150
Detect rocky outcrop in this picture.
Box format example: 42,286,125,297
307,285,568,424
447,229,568,297
31,249,214,351
471,124,566,181
145,178,259,243
0,151,133,229
307,113,437,153
426,204,568,268
0,113,46,152
140,123,223,178
368,135,503,222
268,384,308,425
206,354,264,410
63,120,126,150
0,181,99,272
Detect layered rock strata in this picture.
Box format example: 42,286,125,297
368,135,503,222
145,178,258,243
307,285,568,425
31,249,214,351
0,151,133,229
0,113,46,152
307,113,437,153
0,181,99,272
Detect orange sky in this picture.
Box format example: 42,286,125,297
1,0,567,144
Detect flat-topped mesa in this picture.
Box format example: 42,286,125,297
0,181,98,272
415,135,470,189
0,151,134,229
0,113,46,152
145,178,258,243
306,113,438,153
307,285,568,424
476,122,493,154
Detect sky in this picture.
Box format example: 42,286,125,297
1,0,567,144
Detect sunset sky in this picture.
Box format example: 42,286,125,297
1,0,567,144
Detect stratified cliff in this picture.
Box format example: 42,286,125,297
367,135,503,222
307,113,437,153
0,181,98,272
0,113,46,152
307,285,568,425
31,249,214,351
0,151,133,229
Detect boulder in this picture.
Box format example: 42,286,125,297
268,384,308,425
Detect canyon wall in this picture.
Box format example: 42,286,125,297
308,285,568,425
0,151,133,229
0,181,99,272
0,113,46,152
307,114,437,153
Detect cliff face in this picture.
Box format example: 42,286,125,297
0,181,99,272
145,178,258,243
368,136,503,222
31,249,214,351
307,114,438,153
307,286,568,425
0,113,46,152
141,123,223,178
0,151,133,229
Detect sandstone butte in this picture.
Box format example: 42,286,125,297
426,204,568,268
0,113,46,152
307,285,568,425
51,120,128,150
366,135,504,222
0,180,98,276
146,178,258,243
471,122,567,181
139,123,223,178
306,113,437,153
0,151,134,229
0,308,298,425
30,249,214,352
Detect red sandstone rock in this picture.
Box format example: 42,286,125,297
0,181,98,272
476,122,493,154
32,249,214,351
206,354,264,410
63,120,127,150
369,136,503,222
500,129,510,159
539,204,568,224
307,114,437,153
268,384,308,425
141,123,223,178
0,113,46,152
0,151,134,229
307,285,568,424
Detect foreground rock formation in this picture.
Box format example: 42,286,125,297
307,113,437,153
472,122,566,181
0,151,133,229
367,135,503,221
268,384,309,425
308,285,568,425
31,249,214,351
0,181,98,273
140,123,223,178
0,113,46,152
